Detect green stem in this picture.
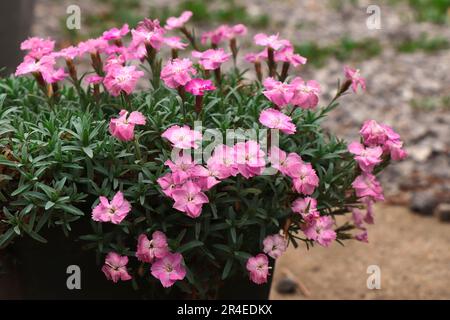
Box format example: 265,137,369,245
134,135,142,161
177,86,187,122
180,27,199,51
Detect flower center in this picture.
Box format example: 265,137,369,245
257,264,266,271
164,263,173,273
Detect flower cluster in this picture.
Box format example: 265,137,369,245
94,192,186,287
246,233,287,284
9,10,407,295
263,77,320,109
157,136,267,218
347,120,407,241
137,231,186,287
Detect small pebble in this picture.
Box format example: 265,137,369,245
276,277,298,294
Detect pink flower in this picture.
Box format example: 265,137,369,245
246,254,270,284
245,50,268,63
42,67,67,84
185,78,216,96
77,38,108,55
355,230,369,243
268,146,302,177
102,252,132,283
259,108,296,134
364,199,375,224
202,24,247,45
103,54,127,71
92,191,131,224
360,120,389,146
164,36,188,50
384,138,407,160
84,74,104,85
352,173,384,201
233,141,266,179
165,11,193,30
162,125,202,149
53,46,80,61
151,252,186,287
127,44,148,60
103,65,144,96
130,25,165,52
359,120,402,148
275,46,307,67
290,77,321,109
172,181,209,218
359,119,407,161
138,18,163,32
15,55,55,77
109,110,146,141
344,66,366,93
192,166,220,191
201,26,228,46
136,231,169,263
157,172,178,197
103,45,128,56
254,33,289,50
190,164,221,190
192,49,231,70
192,157,223,190
102,24,130,41
263,234,287,259
20,37,55,59
164,156,196,184
207,145,238,179
131,19,166,51
161,58,197,88
292,197,320,222
348,141,383,172
352,208,366,228
223,24,247,39
262,77,294,108
302,216,336,247
290,162,319,195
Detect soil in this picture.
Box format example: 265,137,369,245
271,204,450,300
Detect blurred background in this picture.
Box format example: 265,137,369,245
1,0,449,299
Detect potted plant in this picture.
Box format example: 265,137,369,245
0,11,407,299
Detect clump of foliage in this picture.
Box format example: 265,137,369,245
396,33,450,53
295,37,382,68
407,0,450,24
0,11,406,299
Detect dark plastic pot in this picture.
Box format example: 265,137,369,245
9,219,142,300
217,263,274,300
3,220,273,300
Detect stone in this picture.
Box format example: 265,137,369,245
276,277,298,294
410,190,438,216
407,145,432,163
434,203,450,223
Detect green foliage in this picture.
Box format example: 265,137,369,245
0,70,364,297
407,0,450,24
295,37,382,68
396,33,450,53
410,95,450,111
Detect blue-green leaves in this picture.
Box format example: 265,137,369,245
0,74,361,298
